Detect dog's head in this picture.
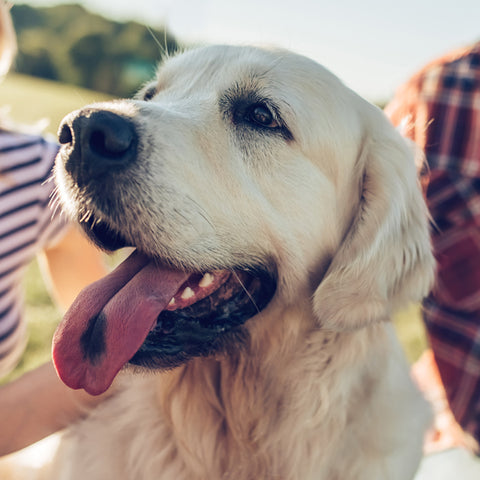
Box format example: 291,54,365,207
52,45,434,395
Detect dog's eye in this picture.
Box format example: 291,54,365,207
229,99,292,139
246,104,278,128
142,86,157,101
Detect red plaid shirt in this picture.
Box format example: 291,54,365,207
386,41,480,443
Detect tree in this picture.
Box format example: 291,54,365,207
10,4,182,97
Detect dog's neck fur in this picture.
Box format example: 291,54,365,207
50,304,422,480
153,305,388,479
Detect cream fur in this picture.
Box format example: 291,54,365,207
2,45,435,480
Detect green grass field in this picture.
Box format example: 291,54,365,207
0,73,114,136
0,73,428,385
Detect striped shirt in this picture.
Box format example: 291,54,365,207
386,41,480,444
0,129,68,376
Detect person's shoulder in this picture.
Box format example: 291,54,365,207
393,41,480,104
0,128,59,173
0,128,55,150
415,41,480,83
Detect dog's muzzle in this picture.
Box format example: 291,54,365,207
58,109,138,187
53,107,277,396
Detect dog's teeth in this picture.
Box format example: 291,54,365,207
168,297,176,307
181,287,195,300
199,273,214,288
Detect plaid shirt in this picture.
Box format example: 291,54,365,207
386,41,480,443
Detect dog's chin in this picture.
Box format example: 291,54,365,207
79,213,133,252
78,214,277,371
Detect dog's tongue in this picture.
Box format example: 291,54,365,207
52,250,188,395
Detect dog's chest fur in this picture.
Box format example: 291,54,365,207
47,313,427,480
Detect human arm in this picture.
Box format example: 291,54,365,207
39,224,107,311
0,226,111,456
0,360,113,456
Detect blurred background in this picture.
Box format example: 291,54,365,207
8,0,480,104
1,0,479,380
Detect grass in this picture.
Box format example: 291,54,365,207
394,304,428,363
0,72,113,135
0,74,428,385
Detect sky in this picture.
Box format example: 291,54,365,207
16,0,480,101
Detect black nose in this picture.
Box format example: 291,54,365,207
58,109,138,184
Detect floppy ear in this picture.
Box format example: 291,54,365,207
313,113,435,330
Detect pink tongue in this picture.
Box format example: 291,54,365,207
52,250,188,395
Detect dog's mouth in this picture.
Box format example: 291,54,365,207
131,268,275,368
52,217,276,396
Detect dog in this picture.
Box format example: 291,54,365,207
5,45,435,480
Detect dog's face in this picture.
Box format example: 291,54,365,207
58,46,355,271
53,45,434,395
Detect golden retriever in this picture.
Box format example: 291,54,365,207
5,45,435,479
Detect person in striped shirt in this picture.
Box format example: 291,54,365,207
0,2,110,455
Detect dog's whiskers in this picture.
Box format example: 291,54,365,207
231,270,261,314
49,186,60,212
49,186,68,220
79,209,95,225
146,25,177,61
185,195,216,232
43,173,55,185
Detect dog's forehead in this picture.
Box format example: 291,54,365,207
157,45,315,96
146,45,364,147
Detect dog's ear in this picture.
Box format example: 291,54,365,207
313,113,435,330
